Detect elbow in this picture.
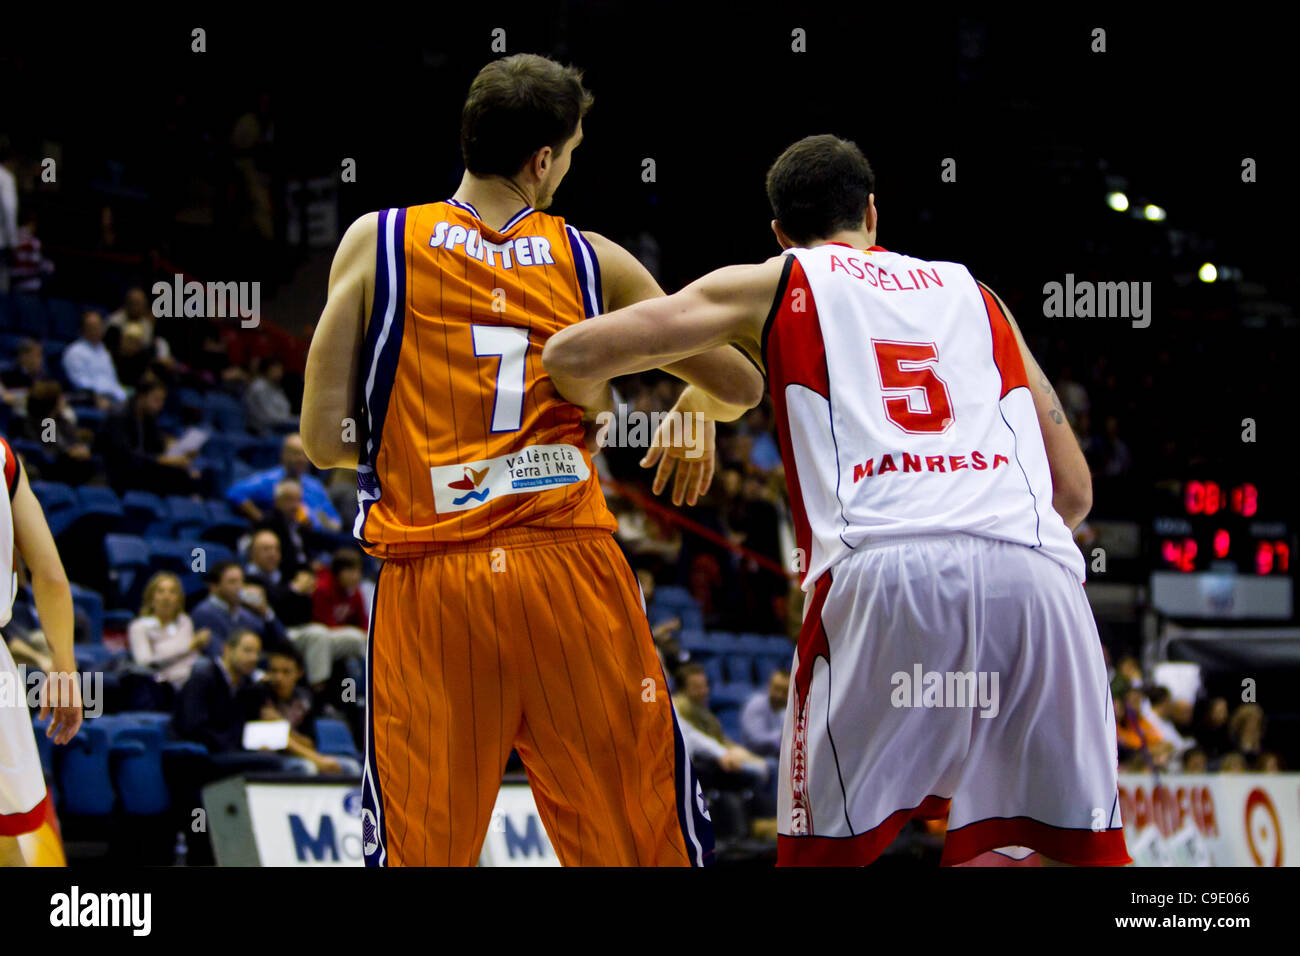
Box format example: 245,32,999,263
541,333,595,383
734,366,767,410
1056,475,1093,530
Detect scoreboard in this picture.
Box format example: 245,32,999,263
1152,481,1290,576
1149,480,1293,619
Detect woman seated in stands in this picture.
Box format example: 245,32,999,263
128,571,211,696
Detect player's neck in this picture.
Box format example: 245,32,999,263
452,172,537,230
806,228,877,251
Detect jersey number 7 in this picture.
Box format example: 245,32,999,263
472,324,529,433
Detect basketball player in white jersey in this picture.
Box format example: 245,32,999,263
543,135,1130,866
0,436,82,866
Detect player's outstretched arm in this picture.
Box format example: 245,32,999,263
582,232,766,419
10,458,81,744
302,212,376,471
981,282,1093,529
543,258,780,403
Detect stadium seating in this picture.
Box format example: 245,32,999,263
315,718,360,759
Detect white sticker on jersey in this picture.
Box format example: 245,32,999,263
430,443,590,514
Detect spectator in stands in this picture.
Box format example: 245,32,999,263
251,648,360,775
173,629,267,757
244,356,296,434
100,375,201,495
245,529,364,690
1254,752,1282,773
740,668,789,759
312,548,368,631
1142,686,1197,761
1114,682,1174,768
190,560,291,658
257,478,316,577
1218,752,1248,773
635,568,683,668
9,209,53,294
111,321,159,391
1193,696,1232,761
62,310,127,407
0,140,16,293
18,381,97,485
1228,703,1266,759
226,433,342,532
1183,748,1208,773
105,287,174,368
673,663,767,779
128,571,210,691
1,339,53,404
743,401,783,473
1099,415,1133,477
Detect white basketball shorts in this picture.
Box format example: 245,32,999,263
777,533,1130,866
0,637,47,836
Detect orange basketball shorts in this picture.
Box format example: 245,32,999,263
360,526,714,866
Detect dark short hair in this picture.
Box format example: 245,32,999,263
765,134,875,246
226,627,260,650
208,560,241,585
461,53,593,177
677,662,707,683
267,645,305,670
332,548,363,574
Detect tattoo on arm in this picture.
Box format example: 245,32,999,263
1040,373,1066,425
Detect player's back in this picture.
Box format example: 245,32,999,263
763,243,1084,587
355,200,615,558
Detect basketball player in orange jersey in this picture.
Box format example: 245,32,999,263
0,436,83,866
301,54,764,866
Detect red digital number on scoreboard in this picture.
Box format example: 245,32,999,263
1162,538,1198,573
1255,541,1291,576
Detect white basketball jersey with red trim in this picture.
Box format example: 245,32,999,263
762,243,1085,589
0,437,21,627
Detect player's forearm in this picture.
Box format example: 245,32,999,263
662,346,765,413
300,401,360,471
548,372,615,421
673,383,752,424
30,571,75,671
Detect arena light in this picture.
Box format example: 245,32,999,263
1107,191,1129,212
1198,262,1218,283
1143,204,1167,221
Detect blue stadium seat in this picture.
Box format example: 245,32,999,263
206,392,247,433
104,609,135,634
29,480,77,535
105,533,150,609
111,727,171,815
700,657,725,688
723,654,757,686
200,500,248,546
46,298,82,342
755,655,790,684
55,724,116,817
77,486,124,521
68,404,106,435
678,628,710,655
115,712,174,735
165,496,208,537
653,585,695,609
40,338,66,370
122,490,165,536
735,633,772,655
717,707,743,744
710,682,755,710
13,295,48,337
0,294,14,331
69,584,105,644
73,644,123,672
315,718,359,758
237,436,281,470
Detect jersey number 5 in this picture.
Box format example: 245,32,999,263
473,325,529,433
871,339,955,434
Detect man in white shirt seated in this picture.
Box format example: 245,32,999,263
740,667,789,760
61,310,127,407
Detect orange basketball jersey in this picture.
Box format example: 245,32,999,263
354,200,617,558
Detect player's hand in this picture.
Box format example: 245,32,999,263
641,414,716,507
40,669,84,745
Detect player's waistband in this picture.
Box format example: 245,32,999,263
852,531,985,552
375,525,612,559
